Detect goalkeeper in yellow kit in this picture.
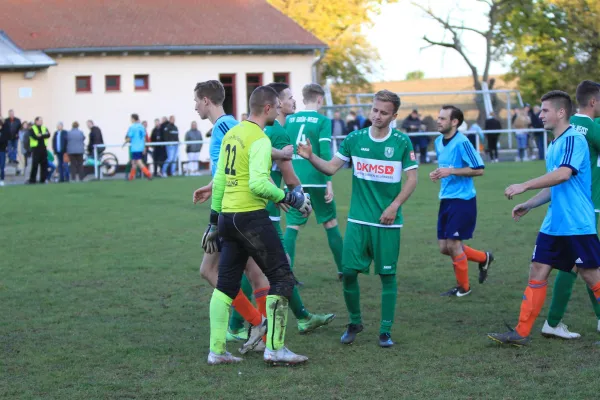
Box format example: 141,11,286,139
205,86,312,366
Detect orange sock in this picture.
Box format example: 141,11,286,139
128,167,136,181
254,287,269,342
452,252,469,291
141,166,152,178
462,245,487,263
590,282,600,304
254,287,269,317
515,280,547,337
231,290,262,327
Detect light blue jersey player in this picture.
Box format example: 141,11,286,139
430,105,493,297
210,115,239,176
488,90,600,346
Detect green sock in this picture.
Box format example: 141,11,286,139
266,295,289,351
290,286,310,320
586,286,600,320
326,225,344,273
209,289,232,354
228,275,253,331
283,228,299,268
380,274,397,334
547,270,577,327
342,269,362,325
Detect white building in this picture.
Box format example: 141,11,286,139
0,0,326,161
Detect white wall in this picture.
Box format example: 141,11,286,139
1,53,314,161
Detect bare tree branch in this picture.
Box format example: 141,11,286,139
448,25,487,37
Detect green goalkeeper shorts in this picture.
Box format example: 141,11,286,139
342,221,401,275
286,187,337,226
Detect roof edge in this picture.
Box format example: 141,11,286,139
42,44,328,54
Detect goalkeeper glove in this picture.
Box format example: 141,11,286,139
280,186,312,217
201,210,220,254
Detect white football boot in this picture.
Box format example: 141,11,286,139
207,351,243,365
239,316,267,354
264,346,308,366
541,320,581,339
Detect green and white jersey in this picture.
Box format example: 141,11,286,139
287,110,332,187
336,127,418,228
572,114,600,211
264,120,292,221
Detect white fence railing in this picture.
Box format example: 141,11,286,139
93,140,207,180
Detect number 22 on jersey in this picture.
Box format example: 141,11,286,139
224,144,237,175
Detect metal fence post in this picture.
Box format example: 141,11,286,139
93,145,99,180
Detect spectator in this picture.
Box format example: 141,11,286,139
150,118,166,177
513,108,531,161
402,109,427,163
331,111,345,137
161,115,179,177
87,120,104,157
18,122,30,177
52,122,69,182
141,120,150,168
0,119,7,186
527,104,545,160
67,121,86,182
363,118,372,128
185,121,203,176
47,149,56,182
29,116,51,184
484,112,501,162
346,111,360,133
355,108,366,128
469,121,484,152
1,109,22,165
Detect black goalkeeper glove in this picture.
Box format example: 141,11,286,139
280,186,312,217
201,210,220,254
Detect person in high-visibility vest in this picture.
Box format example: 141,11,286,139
29,116,51,184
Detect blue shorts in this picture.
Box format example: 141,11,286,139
131,152,143,160
437,197,477,240
532,232,600,271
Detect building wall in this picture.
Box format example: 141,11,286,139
0,53,314,161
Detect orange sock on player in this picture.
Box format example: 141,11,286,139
141,166,152,179
254,287,269,317
452,252,470,291
462,245,487,263
515,280,547,337
231,290,262,327
128,167,136,181
590,282,600,304
254,287,269,342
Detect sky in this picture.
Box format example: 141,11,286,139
364,0,510,82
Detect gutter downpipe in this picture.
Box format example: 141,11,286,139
311,47,327,83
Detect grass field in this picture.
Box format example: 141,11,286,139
2,162,600,399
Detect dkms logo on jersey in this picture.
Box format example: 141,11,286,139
352,156,402,183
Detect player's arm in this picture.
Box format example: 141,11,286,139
506,135,586,199
210,150,227,213
271,146,293,161
588,123,600,154
248,138,285,202
297,138,345,176
380,169,418,225
276,159,301,189
431,140,484,180
193,179,213,204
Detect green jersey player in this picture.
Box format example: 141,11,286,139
543,80,600,339
284,84,345,280
297,90,418,347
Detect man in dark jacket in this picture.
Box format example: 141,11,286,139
29,116,51,184
484,112,502,162
150,118,166,176
87,120,104,157
402,109,427,163
161,115,179,177
52,122,69,182
1,109,22,164
526,104,545,160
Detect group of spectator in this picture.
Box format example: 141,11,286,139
510,104,545,162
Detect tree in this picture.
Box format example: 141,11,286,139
268,0,393,102
496,0,600,104
406,70,425,80
413,0,511,123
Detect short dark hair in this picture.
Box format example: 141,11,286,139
266,82,289,96
540,90,573,117
249,86,279,115
72,121,79,128
34,116,42,124
302,83,325,103
575,80,600,108
374,90,401,113
441,105,464,126
131,113,139,121
194,80,226,106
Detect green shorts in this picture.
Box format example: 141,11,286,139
342,221,401,275
286,187,337,226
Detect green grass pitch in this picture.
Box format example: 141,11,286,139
2,162,599,399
